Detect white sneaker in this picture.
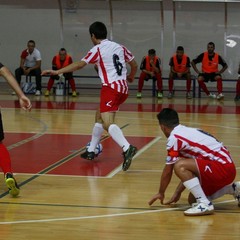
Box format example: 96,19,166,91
216,93,224,100
35,90,41,96
11,91,16,95
232,182,240,207
184,202,214,216
208,93,216,99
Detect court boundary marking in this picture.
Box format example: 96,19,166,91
0,199,237,225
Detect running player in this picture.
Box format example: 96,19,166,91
42,21,138,171
0,62,32,196
149,108,240,216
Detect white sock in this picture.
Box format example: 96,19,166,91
183,177,211,205
88,123,104,152
108,124,130,152
208,184,234,201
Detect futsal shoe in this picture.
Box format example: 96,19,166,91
184,202,214,216
5,172,20,197
216,93,224,100
208,93,216,99
232,182,240,207
80,150,95,160
122,145,137,171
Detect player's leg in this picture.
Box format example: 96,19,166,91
186,72,192,99
168,71,174,98
80,109,104,160
197,74,213,97
215,74,224,100
137,71,147,98
174,158,214,216
68,78,77,97
234,78,240,101
0,112,19,197
155,72,163,98
45,77,54,96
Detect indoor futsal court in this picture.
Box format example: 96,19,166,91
0,87,239,240
1,0,240,239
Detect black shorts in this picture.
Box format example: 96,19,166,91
0,111,4,141
172,73,189,79
198,73,221,82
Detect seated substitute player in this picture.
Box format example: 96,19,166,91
168,46,192,99
0,62,32,197
149,108,240,216
137,49,163,98
191,42,228,100
234,64,240,101
42,21,138,171
44,48,77,97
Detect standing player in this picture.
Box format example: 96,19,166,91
191,42,228,100
149,108,240,216
42,21,138,171
0,63,32,196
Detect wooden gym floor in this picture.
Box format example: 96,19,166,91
0,84,239,240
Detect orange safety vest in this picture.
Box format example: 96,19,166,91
55,54,71,69
145,56,158,71
202,52,219,73
173,54,188,73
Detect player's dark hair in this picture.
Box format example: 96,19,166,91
208,42,215,48
157,108,179,128
28,40,35,46
177,46,184,51
89,21,107,39
60,48,66,52
148,49,156,55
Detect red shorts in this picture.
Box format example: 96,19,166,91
196,158,236,196
100,86,128,113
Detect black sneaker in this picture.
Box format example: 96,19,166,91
5,172,20,197
80,150,95,160
122,145,137,171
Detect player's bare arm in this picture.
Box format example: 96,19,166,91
42,61,87,76
127,59,138,83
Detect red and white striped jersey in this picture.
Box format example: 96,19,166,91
165,125,233,165
81,39,134,94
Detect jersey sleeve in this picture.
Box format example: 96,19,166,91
81,46,99,64
0,63,4,69
20,49,28,59
122,46,134,63
165,136,181,165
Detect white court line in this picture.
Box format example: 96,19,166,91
0,199,236,225
106,136,162,178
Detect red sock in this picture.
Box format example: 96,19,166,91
0,143,12,174
236,80,240,96
186,79,191,92
217,78,223,94
198,81,210,95
168,78,174,92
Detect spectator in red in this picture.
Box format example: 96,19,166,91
45,48,77,97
